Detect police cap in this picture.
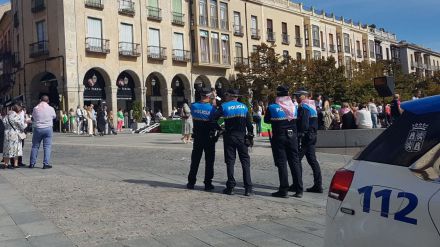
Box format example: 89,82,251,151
276,85,289,97
294,89,309,96
225,89,241,97
199,87,213,96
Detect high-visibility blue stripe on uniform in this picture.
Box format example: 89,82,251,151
191,102,215,121
222,101,248,119
301,103,318,118
267,104,288,121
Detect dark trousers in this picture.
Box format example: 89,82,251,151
299,132,322,187
271,133,303,193
223,134,252,189
188,135,216,185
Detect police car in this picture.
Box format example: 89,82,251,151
324,95,440,247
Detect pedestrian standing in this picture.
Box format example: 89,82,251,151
187,88,220,191
62,111,68,133
321,100,333,130
29,95,56,169
108,111,117,135
180,100,193,144
340,103,356,129
390,94,403,124
355,104,373,129
96,104,106,136
368,98,378,128
2,104,28,169
117,108,124,132
76,105,83,135
296,90,323,193
212,89,254,196
265,86,303,198
85,105,94,136
91,104,97,135
69,108,76,133
252,101,262,136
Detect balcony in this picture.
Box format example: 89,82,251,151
329,44,336,53
172,12,185,26
210,17,218,29
281,34,290,45
31,0,45,13
119,42,140,57
376,54,383,60
267,31,276,42
85,0,104,10
85,38,110,54
147,6,162,21
233,25,244,37
172,49,191,62
312,39,320,48
357,50,362,58
321,43,326,51
295,37,302,47
199,16,208,27
220,20,228,31
118,0,135,16
250,28,260,40
147,46,167,60
222,54,230,65
212,52,220,64
370,52,375,59
29,41,49,58
234,57,249,68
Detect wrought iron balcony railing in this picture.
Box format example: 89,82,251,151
172,49,191,62
172,12,185,26
250,28,260,40
29,40,49,58
85,38,110,54
147,6,162,21
85,0,104,10
118,0,135,16
266,31,276,42
147,46,167,60
119,42,140,57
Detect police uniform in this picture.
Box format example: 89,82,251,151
296,91,323,193
213,89,254,196
187,88,219,191
265,86,303,198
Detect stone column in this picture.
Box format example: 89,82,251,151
107,86,118,127
163,88,173,117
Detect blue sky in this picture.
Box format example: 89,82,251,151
300,0,440,51
0,0,438,51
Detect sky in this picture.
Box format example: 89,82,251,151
0,0,438,51
300,0,440,52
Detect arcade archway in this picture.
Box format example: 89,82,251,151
215,77,230,101
171,74,190,108
31,72,60,109
146,72,167,114
83,68,109,106
194,75,211,101
116,71,139,112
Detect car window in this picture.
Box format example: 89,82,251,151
355,111,440,167
409,143,440,182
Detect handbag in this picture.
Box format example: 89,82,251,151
8,117,27,140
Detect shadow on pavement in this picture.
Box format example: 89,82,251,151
122,179,275,197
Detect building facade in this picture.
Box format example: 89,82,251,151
0,0,439,117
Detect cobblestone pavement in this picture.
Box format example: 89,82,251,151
0,132,353,247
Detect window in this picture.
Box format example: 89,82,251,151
356,40,361,57
369,40,375,58
343,33,350,53
199,0,208,26
173,32,184,58
233,12,241,35
320,31,325,48
148,0,158,7
294,25,301,45
312,25,320,47
282,22,288,44
36,20,46,42
210,0,218,28
211,32,220,63
87,17,102,49
252,45,258,55
235,42,243,58
296,52,302,60
221,34,230,65
119,23,133,52
267,19,274,41
251,16,258,38
313,51,321,60
172,0,182,13
304,25,309,47
148,28,161,56
200,30,209,62
220,2,228,30
345,56,352,78
386,48,390,60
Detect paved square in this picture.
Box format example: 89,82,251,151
0,133,351,246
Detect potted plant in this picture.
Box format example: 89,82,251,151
131,101,145,130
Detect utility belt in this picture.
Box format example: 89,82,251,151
272,128,296,138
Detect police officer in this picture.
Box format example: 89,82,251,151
265,86,303,198
187,88,219,191
213,89,254,196
295,90,323,193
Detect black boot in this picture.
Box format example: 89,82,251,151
306,185,323,193
288,184,297,192
204,184,215,191
186,183,195,190
271,191,288,198
244,188,254,197
223,187,234,195
292,192,303,198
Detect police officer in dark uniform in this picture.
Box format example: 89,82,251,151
295,90,323,193
187,88,219,191
213,89,254,196
265,86,303,198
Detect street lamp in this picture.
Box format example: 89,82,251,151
175,79,180,87
123,76,129,85
151,78,156,86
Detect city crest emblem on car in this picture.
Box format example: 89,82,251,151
405,123,429,153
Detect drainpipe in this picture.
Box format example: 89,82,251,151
139,0,146,107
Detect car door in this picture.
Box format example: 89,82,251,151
331,109,440,247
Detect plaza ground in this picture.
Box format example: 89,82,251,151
0,133,353,247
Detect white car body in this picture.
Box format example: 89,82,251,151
324,95,440,247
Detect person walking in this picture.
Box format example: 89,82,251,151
187,88,220,191
355,104,373,129
180,100,193,144
212,89,254,196
252,101,263,136
117,108,124,132
29,95,56,169
296,90,323,194
2,104,28,169
264,86,303,198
